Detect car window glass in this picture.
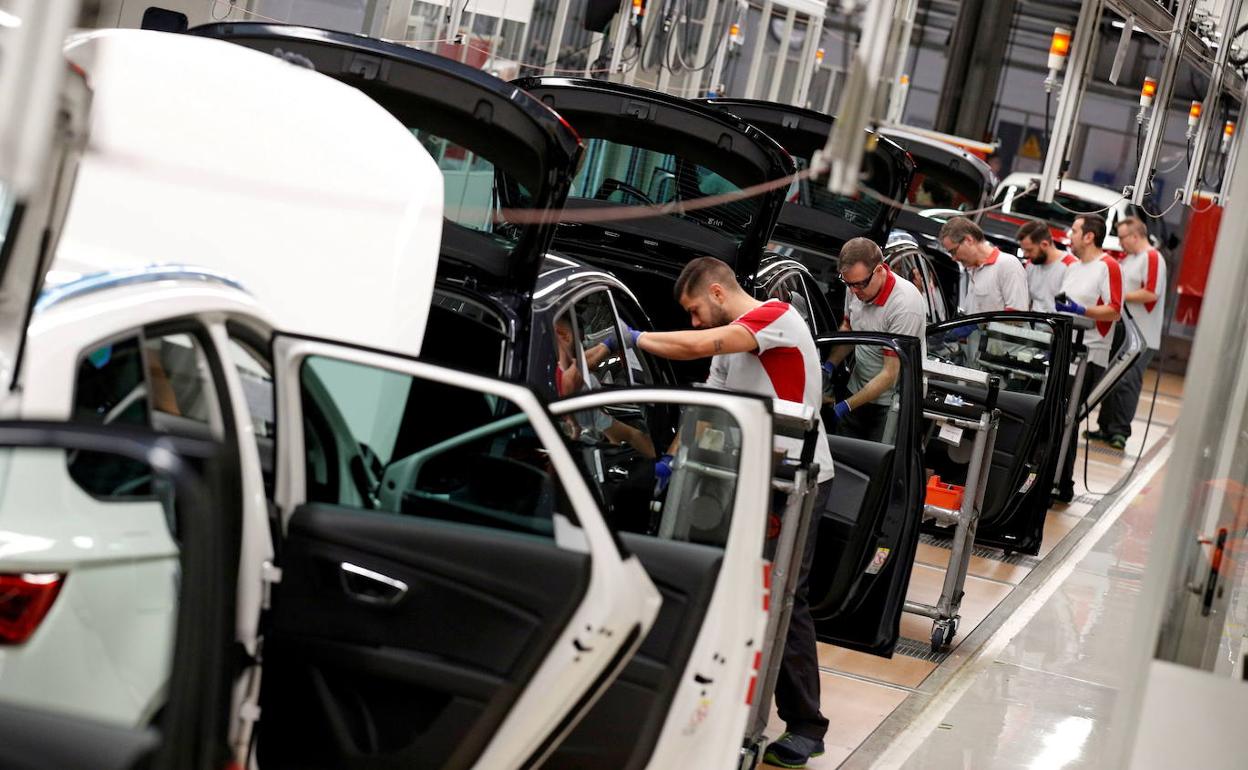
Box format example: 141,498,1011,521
412,128,532,250
225,337,275,494
612,296,661,386
927,319,1054,395
69,332,223,501
905,162,982,211
552,292,630,397
824,339,907,446
302,356,572,539
568,137,762,245
555,394,745,548
768,273,817,333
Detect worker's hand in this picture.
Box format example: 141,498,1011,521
1055,298,1086,315
604,325,644,352
943,324,976,343
654,454,674,492
830,400,852,426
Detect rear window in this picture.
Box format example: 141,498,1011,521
567,137,764,245
906,160,983,211
413,128,532,252
785,156,886,229
997,185,1101,227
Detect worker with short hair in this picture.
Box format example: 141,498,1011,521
1017,219,1077,312
1053,213,1123,502
939,216,1029,314
630,256,834,769
1087,216,1167,450
825,237,927,442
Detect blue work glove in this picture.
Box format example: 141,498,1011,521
830,400,852,426
654,454,674,492
942,324,976,343
603,325,643,352
1055,298,1086,315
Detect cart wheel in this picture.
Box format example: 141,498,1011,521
943,617,959,646
930,623,945,653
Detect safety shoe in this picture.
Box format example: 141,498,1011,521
1107,434,1128,451
1082,428,1111,442
763,732,825,769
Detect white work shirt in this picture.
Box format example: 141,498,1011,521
1026,252,1077,312
964,247,1030,314
706,300,835,482
844,267,928,405
1119,248,1167,350
1059,254,1123,367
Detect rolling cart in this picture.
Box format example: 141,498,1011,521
739,401,822,770
906,359,1001,652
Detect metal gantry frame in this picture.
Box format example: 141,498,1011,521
1038,0,1104,204
1183,0,1247,201
1130,0,1200,206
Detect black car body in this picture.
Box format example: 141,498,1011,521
879,127,1019,317
700,99,916,324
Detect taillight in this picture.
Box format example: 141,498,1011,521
0,573,65,644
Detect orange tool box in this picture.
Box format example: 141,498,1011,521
925,476,965,510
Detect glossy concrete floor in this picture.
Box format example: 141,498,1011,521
760,370,1184,769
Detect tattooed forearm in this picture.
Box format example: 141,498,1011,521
713,338,723,353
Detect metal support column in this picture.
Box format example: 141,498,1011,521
608,0,633,77
1038,0,1105,203
791,14,821,107
544,0,574,73
1183,0,1245,202
934,0,1017,139
876,0,918,123
819,0,898,196
446,0,467,48
625,0,662,86
742,0,773,99
1131,0,1198,205
690,0,722,94
766,7,796,102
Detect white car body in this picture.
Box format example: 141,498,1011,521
1,30,671,768
993,172,1142,257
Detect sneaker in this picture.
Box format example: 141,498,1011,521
1082,428,1110,442
1108,434,1127,451
763,732,825,769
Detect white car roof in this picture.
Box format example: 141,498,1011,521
997,172,1124,207
55,29,444,358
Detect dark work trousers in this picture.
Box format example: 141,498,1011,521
836,402,891,443
1059,362,1106,496
774,478,833,741
1098,347,1155,438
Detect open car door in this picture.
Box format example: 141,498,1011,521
258,336,661,770
808,333,926,657
0,422,234,770
533,387,776,769
922,311,1142,554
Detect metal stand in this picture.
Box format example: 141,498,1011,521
739,403,821,770
1053,319,1091,490
906,360,1001,652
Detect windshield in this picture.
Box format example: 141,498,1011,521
906,160,983,212
567,137,763,245
997,185,1102,227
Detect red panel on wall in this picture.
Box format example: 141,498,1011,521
1175,196,1223,326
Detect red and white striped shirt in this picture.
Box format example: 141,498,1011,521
706,299,835,482
1060,254,1123,367
1120,248,1167,350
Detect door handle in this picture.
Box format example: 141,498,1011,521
339,562,408,607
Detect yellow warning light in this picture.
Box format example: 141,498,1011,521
1049,27,1071,58
1225,121,1236,138
729,22,743,45
815,47,824,64
900,74,910,85
1189,101,1203,122
1139,76,1157,107
631,0,642,15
